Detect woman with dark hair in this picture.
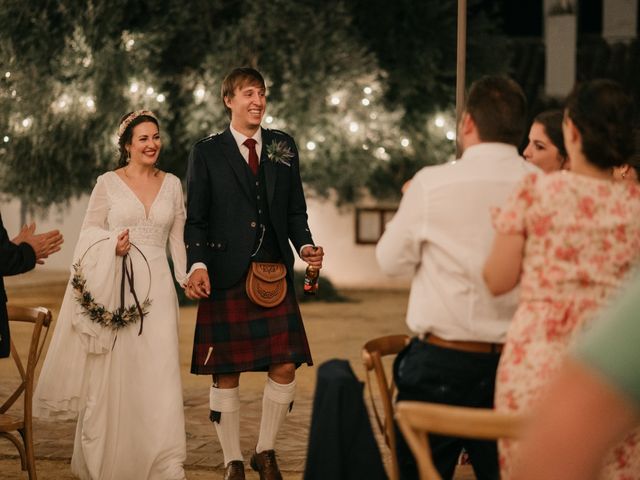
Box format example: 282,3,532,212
34,111,188,479
523,110,569,172
483,79,640,479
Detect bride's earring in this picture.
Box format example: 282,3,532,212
126,150,131,164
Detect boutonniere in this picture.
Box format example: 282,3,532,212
266,140,294,167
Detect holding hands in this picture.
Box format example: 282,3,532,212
12,222,64,264
185,269,210,300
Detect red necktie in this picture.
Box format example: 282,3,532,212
243,138,259,175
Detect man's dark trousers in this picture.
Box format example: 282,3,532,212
393,338,501,480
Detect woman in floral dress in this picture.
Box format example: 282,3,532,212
483,79,640,479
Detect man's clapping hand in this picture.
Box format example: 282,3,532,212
12,223,64,264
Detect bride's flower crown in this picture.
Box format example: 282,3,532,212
117,110,158,139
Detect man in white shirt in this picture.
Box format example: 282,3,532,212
376,75,538,480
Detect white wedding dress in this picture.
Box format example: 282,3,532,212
34,171,188,480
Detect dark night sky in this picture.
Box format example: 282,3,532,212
484,0,611,37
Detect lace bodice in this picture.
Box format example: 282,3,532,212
81,171,187,283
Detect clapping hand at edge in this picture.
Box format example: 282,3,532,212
12,222,64,265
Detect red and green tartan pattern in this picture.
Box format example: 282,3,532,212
190,277,313,375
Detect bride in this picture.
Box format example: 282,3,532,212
34,111,188,480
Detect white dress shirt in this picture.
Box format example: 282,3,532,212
229,124,263,164
376,143,540,343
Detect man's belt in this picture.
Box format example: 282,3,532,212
420,333,503,354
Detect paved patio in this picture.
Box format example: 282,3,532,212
0,271,474,479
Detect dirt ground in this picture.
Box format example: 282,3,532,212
0,271,474,479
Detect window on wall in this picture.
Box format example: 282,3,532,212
355,207,397,244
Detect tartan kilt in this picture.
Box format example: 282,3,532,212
190,274,313,375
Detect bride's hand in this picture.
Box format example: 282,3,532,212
115,229,130,256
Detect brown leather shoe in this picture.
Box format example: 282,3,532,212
223,460,245,480
250,450,283,480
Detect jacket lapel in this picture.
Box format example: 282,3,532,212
261,128,277,206
220,128,253,202
260,128,278,206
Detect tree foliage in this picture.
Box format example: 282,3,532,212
0,0,509,209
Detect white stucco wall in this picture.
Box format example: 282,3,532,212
294,194,411,289
603,0,638,43
2,191,411,289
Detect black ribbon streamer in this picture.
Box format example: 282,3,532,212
120,245,150,336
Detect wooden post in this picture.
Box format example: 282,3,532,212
456,0,467,157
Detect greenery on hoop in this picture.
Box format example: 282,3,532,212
71,264,152,330
71,238,152,331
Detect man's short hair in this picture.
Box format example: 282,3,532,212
465,76,527,147
220,67,266,118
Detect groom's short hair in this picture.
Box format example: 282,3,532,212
221,67,266,118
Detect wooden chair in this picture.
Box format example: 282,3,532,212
361,334,410,480
395,401,526,480
0,306,52,480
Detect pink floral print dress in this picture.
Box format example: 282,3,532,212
493,171,640,479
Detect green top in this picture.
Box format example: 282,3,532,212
574,273,640,406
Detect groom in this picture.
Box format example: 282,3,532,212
185,67,324,480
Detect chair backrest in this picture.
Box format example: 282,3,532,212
1,306,52,421
362,334,410,480
395,401,526,480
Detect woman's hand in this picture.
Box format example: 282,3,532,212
115,229,130,256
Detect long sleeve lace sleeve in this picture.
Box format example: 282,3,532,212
168,175,188,286
81,174,111,235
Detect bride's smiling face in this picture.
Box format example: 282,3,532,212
127,121,161,166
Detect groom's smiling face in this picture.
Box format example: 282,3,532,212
225,83,266,135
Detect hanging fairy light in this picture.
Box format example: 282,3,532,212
130,82,139,93
194,86,206,101
401,138,410,147
446,130,456,141
3,136,9,143
145,86,154,96
361,98,370,106
21,117,33,129
156,94,166,103
330,95,340,106
349,121,359,133
306,141,316,151
363,86,372,95
125,39,135,51
435,116,445,128
265,115,274,124
52,93,72,113
4,71,10,79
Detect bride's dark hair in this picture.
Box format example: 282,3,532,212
116,112,160,168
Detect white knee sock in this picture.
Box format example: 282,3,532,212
210,386,243,465
256,378,296,454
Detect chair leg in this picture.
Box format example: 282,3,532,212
1,431,27,470
19,427,37,480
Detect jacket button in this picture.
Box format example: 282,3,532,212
217,243,222,248
250,221,256,228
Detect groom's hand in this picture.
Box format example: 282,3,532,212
186,268,210,299
301,245,324,268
